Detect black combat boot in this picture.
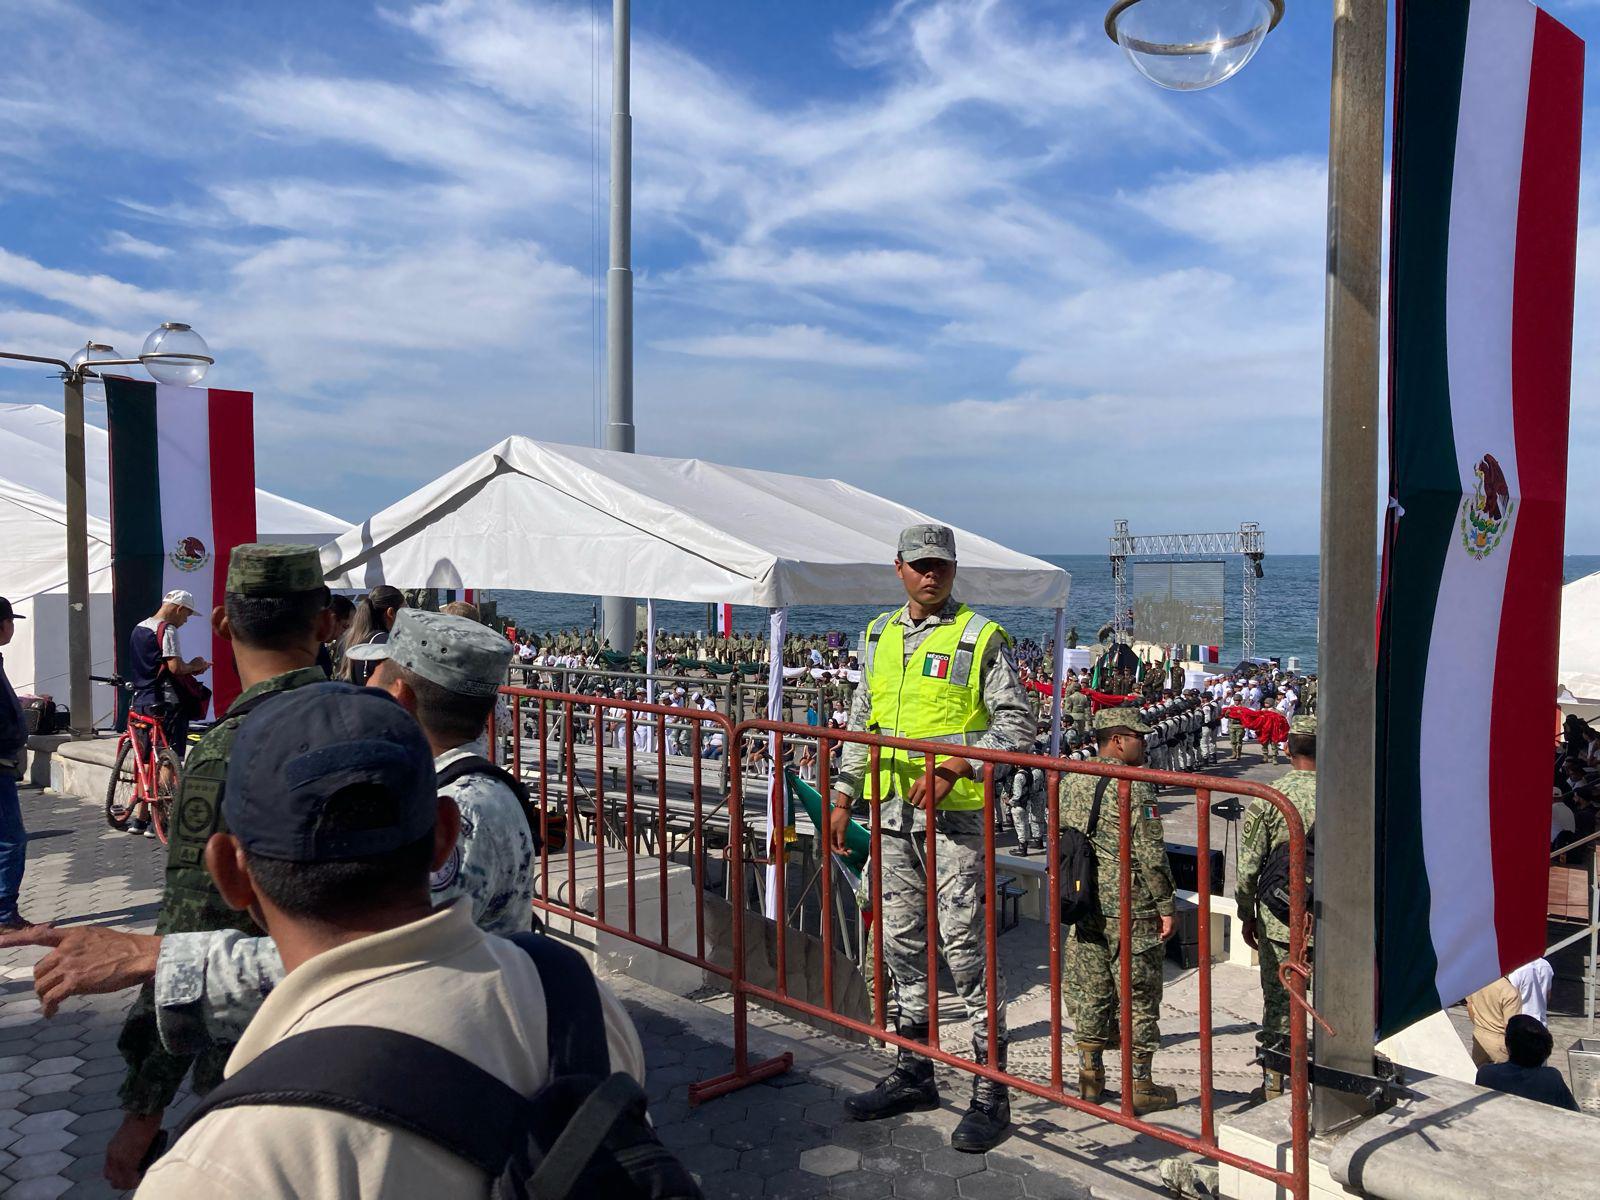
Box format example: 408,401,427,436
843,1024,940,1121
951,1039,1010,1153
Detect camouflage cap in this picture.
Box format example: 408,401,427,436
345,608,512,698
1094,706,1152,735
897,523,957,563
1290,714,1317,736
225,543,326,596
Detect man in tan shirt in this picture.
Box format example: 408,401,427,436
135,681,644,1198
1465,975,1522,1067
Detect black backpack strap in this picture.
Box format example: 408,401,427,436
176,1025,530,1177
527,1073,648,1199
437,754,532,805
509,932,612,1078
1086,776,1111,839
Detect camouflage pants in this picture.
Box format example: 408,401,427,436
117,983,232,1116
1258,937,1294,1051
1229,723,1244,757
1008,795,1044,846
879,816,1006,1042
1067,917,1164,1054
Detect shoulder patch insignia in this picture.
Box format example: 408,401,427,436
430,845,462,893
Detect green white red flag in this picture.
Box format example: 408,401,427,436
1376,0,1583,1036
104,377,257,717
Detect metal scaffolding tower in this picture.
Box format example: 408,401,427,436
1108,520,1266,661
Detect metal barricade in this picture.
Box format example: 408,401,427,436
490,688,1311,1200
492,684,794,1092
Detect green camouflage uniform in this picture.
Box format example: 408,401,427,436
1063,688,1091,734
1234,761,1316,1051
115,666,326,1115
1059,751,1175,1055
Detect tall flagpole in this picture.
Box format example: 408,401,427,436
1313,0,1385,1133
601,0,636,656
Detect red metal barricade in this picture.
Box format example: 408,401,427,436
493,686,1312,1200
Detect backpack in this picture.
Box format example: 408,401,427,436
176,932,701,1200
1058,777,1111,926
155,621,212,721
437,754,564,854
1258,828,1314,928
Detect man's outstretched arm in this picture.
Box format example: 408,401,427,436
0,924,284,1052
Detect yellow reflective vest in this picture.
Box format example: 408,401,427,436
863,604,1008,810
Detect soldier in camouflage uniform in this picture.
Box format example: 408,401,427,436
1064,681,1091,742
108,544,335,1189
830,525,1033,1153
1060,706,1179,1116
350,609,535,935
1235,713,1316,1102
58,608,539,1065
1004,759,1046,855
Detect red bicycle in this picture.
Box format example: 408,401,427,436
97,675,182,843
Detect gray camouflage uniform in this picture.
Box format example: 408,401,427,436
833,594,1033,1044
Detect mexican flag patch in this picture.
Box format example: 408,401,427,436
922,653,951,680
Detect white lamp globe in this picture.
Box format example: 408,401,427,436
1105,0,1282,92
66,342,117,376
140,323,211,387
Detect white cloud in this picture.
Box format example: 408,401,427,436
655,324,918,369
103,232,173,261
0,248,193,326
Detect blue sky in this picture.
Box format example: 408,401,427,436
0,0,1596,554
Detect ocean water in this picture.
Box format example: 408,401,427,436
492,554,1600,675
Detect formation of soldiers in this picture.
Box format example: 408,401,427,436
510,626,860,671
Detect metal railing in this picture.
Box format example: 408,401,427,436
1549,828,1600,1029
491,685,1311,1200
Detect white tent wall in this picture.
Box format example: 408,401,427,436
1559,569,1600,702
10,591,118,725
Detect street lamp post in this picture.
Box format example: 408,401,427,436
1105,0,1388,1134
601,0,637,657
0,327,213,738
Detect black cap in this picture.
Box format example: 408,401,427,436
224,681,437,862
0,597,23,621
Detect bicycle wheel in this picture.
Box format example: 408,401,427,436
105,740,136,830
149,749,182,845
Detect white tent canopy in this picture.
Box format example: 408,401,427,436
0,402,348,601
1559,569,1600,702
321,437,1069,609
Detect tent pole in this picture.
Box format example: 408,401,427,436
1049,607,1065,756
645,598,656,705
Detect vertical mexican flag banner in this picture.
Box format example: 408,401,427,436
1376,0,1583,1036
104,378,257,719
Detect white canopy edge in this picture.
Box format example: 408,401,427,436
321,437,1070,610
1558,568,1600,702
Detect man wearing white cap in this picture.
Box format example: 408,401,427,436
125,591,211,833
